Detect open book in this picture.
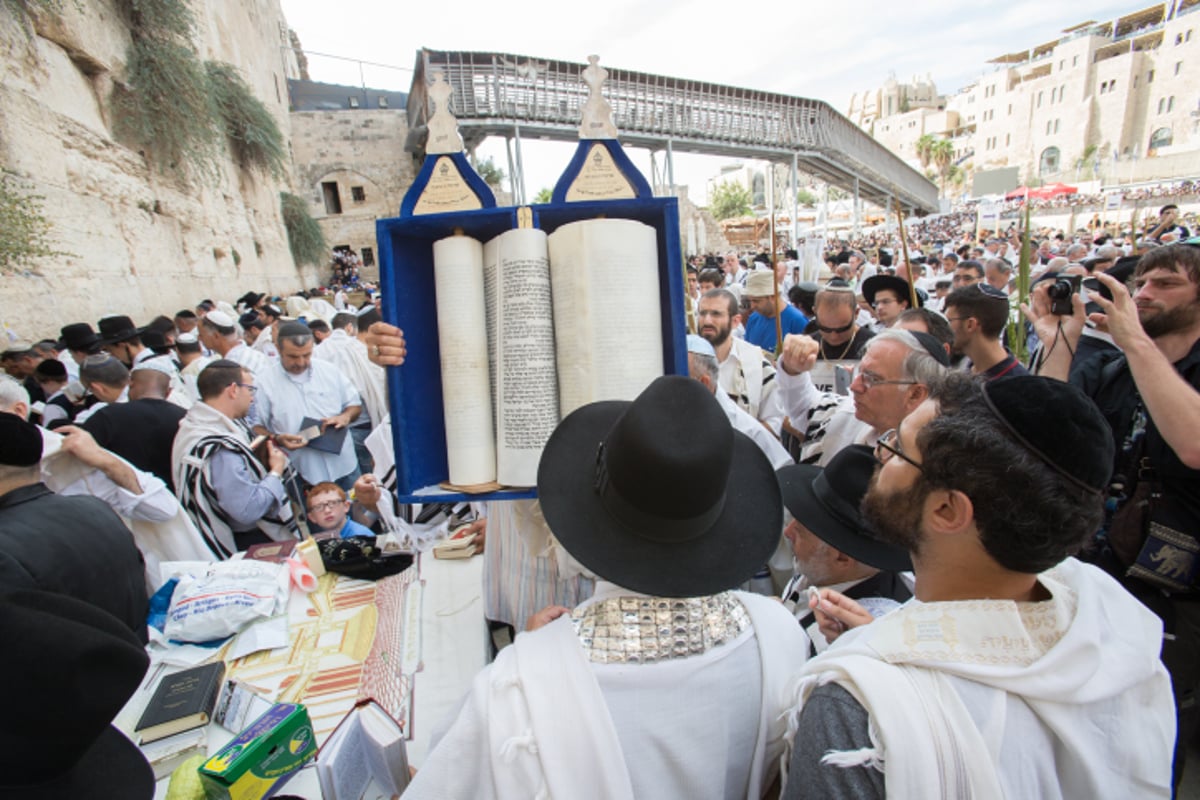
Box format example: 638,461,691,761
316,699,409,800
432,217,664,488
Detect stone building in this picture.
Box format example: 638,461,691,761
852,2,1200,192
0,0,309,337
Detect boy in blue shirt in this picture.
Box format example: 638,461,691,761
306,482,375,538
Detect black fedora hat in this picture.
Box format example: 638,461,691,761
96,315,142,346
862,274,923,308
537,376,782,598
776,444,912,572
0,591,153,800
59,323,100,352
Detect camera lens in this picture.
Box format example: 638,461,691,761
1048,279,1072,300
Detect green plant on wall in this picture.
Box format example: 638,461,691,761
206,62,287,179
0,173,69,274
280,192,326,266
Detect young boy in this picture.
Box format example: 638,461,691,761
306,482,375,539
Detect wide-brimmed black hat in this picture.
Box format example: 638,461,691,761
58,323,101,352
862,274,923,308
777,445,912,572
537,375,782,597
96,315,142,346
0,591,153,800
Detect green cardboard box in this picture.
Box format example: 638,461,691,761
198,702,315,800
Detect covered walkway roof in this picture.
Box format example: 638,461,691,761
407,49,938,214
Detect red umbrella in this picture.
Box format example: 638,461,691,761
1029,183,1078,199
1005,186,1032,200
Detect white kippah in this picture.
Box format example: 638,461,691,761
206,310,235,328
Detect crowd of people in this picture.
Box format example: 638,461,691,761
2,215,1198,797
329,247,364,288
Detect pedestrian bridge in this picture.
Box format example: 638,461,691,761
405,48,939,215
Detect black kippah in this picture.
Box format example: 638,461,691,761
910,331,950,366
982,377,1114,493
0,412,43,467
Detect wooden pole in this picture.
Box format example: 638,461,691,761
894,199,918,309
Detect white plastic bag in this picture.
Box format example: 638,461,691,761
164,560,289,642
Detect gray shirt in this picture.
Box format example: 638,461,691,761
784,683,883,800
208,448,287,530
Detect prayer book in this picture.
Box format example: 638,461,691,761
300,416,349,454
139,726,208,780
134,661,225,744
432,218,663,488
432,530,482,560
316,699,409,800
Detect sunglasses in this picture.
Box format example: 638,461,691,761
817,321,854,334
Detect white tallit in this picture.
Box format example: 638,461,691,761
782,558,1175,799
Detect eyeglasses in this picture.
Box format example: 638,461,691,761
874,428,924,471
309,500,344,513
234,382,258,394
853,366,917,391
817,321,854,334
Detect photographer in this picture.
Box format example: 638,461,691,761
1024,243,1200,788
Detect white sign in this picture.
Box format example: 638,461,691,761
977,200,1000,232
1104,192,1123,212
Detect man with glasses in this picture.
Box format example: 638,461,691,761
861,275,919,332
944,284,1030,380
781,373,1174,799
172,359,299,556
776,329,949,466
952,259,985,289
795,286,876,396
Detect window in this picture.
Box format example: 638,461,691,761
1159,98,1166,113
348,96,360,108
351,186,366,203
378,96,389,108
1073,55,1079,66
1055,119,1061,134
1176,33,1184,45
361,247,375,267
1100,83,1107,95
1008,103,1013,115
1060,60,1065,70
1148,69,1155,83
1047,120,1053,135
321,181,342,215
1005,133,1011,146
1169,96,1176,112
1176,62,1183,76
1039,146,1061,175
1149,128,1173,152
1037,91,1044,108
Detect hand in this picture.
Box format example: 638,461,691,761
453,517,487,553
266,441,287,474
809,588,873,644
55,425,107,467
1088,271,1149,351
353,474,382,507
364,322,406,366
779,334,819,376
322,413,349,431
1021,281,1086,349
525,605,571,632
275,433,307,451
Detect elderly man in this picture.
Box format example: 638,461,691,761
252,322,362,491
777,329,948,466
406,376,808,799
743,269,809,353
173,360,299,556
198,310,270,376
783,374,1174,799
697,288,785,436
776,444,911,654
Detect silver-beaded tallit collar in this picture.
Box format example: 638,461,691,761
572,592,750,664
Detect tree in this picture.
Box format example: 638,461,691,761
708,180,753,220
931,139,955,196
795,188,818,207
534,187,552,204
915,134,937,170
475,156,505,187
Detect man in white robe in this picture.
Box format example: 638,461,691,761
406,376,808,799
782,374,1175,799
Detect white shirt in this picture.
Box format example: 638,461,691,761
225,341,271,376
715,390,791,469
253,359,362,483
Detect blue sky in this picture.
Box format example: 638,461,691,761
280,0,1146,201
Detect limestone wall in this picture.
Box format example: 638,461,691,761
0,0,311,341
289,110,418,284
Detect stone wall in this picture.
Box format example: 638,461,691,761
0,0,309,341
289,110,418,283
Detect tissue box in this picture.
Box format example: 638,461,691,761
198,703,315,800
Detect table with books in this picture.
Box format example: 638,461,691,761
118,552,486,799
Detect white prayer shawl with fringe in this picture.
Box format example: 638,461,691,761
782,558,1175,799
404,588,807,800
172,402,299,559
314,329,388,428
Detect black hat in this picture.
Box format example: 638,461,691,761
96,316,142,346
981,376,1115,494
776,445,912,572
537,376,782,597
0,591,153,800
238,291,265,309
261,303,282,320
862,275,923,308
239,311,265,331
139,328,170,350
0,412,43,466
59,323,101,352
33,359,67,381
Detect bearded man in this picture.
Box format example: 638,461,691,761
697,288,784,436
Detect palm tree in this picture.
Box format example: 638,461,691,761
915,134,937,170
931,139,955,196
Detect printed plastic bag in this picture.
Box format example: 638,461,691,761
164,560,289,643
